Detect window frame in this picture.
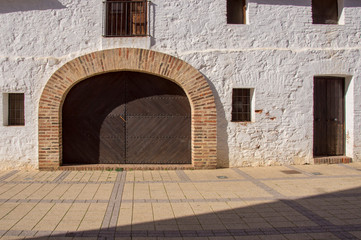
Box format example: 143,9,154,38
312,0,343,25
231,88,254,122
103,0,148,37
3,93,25,126
227,0,247,25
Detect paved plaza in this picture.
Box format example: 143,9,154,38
0,164,361,239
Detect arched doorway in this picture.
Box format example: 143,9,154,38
62,71,191,165
39,48,217,169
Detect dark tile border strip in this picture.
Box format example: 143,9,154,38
2,191,360,205
109,171,126,229
52,171,71,183
175,170,191,182
101,172,123,229
0,170,19,182
4,173,360,185
124,174,361,184
125,179,250,184
232,168,284,199
262,174,361,181
5,224,361,238
121,197,279,203
0,199,109,204
101,171,127,229
232,168,357,240
282,200,357,239
3,181,115,184
339,163,361,172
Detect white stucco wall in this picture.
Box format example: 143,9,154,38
0,0,361,169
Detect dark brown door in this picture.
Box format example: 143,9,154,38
62,73,127,164
62,71,191,165
314,77,345,157
125,75,191,164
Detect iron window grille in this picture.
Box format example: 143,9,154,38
8,93,25,126
232,89,251,122
103,0,149,37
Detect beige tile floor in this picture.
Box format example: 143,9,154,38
0,163,360,239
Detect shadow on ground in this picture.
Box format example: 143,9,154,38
27,186,361,239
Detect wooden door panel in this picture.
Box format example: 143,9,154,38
63,71,191,165
125,73,191,164
63,117,101,164
126,138,191,164
63,72,127,165
126,96,191,116
314,77,345,157
126,116,190,138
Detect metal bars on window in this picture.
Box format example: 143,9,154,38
8,93,24,126
103,0,148,37
232,89,251,122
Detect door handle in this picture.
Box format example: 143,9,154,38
119,116,126,123
332,118,338,121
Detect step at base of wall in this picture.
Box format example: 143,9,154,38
58,164,194,171
314,156,352,165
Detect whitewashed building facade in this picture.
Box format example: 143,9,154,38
0,0,361,170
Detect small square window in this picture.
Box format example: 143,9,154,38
312,0,339,24
103,0,148,37
8,93,25,126
227,0,247,24
232,88,252,122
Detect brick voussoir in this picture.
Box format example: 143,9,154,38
39,48,217,170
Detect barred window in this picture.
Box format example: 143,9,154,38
8,93,25,126
312,0,339,24
104,0,147,37
232,89,251,122
227,0,246,24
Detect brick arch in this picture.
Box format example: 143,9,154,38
39,48,217,170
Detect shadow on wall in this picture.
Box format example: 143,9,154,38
203,74,230,168
344,0,361,7
149,1,157,47
27,186,361,239
253,0,310,6
0,0,65,14
254,0,361,7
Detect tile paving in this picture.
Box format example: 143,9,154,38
0,164,360,239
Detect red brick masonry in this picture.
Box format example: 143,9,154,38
38,48,217,170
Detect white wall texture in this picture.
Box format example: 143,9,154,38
0,0,361,169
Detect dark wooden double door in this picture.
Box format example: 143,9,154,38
314,77,345,157
62,71,191,165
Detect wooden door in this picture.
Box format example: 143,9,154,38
62,71,191,165
62,73,127,164
314,77,345,157
125,73,191,164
